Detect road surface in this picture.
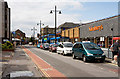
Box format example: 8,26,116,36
23,45,119,78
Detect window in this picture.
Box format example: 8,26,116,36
59,44,63,48
73,44,78,48
78,44,83,48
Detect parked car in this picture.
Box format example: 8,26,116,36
49,44,58,52
72,41,106,62
43,43,50,50
57,42,73,55
40,43,44,49
37,43,41,48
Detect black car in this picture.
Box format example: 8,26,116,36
43,43,50,50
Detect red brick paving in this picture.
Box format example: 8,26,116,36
23,47,68,79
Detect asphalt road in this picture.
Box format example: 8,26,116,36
24,45,118,78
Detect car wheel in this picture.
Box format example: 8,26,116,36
51,50,53,53
83,55,87,62
72,53,76,59
57,50,59,54
63,51,66,56
100,59,105,63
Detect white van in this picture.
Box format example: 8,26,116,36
57,42,73,55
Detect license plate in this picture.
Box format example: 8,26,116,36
95,57,101,58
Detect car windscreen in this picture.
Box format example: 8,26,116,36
53,44,58,47
83,43,100,50
45,44,49,46
64,43,73,47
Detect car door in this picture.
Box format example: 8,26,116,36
78,44,84,58
57,44,63,53
73,44,79,56
59,44,64,53
57,44,60,53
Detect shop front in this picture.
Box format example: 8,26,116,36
80,15,120,48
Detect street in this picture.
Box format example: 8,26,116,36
23,45,118,78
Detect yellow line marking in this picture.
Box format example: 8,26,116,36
107,63,118,66
23,48,53,79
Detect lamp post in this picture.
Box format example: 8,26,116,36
50,5,61,44
111,27,113,44
31,27,37,45
37,20,44,39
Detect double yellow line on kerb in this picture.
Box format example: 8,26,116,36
23,48,52,79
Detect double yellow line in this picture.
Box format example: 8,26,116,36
23,48,52,79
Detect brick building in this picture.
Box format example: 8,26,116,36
41,26,55,36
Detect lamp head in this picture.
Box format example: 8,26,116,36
59,11,62,14
50,10,53,14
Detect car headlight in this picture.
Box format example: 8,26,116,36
87,52,93,56
102,53,105,55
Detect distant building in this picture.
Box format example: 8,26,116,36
14,29,26,39
12,29,26,45
41,26,55,36
0,0,11,43
57,22,80,35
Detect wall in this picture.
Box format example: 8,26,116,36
61,31,64,37
69,28,74,39
65,30,69,37
74,27,79,38
0,0,3,43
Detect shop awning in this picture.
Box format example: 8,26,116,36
113,37,120,40
50,37,60,40
12,38,20,41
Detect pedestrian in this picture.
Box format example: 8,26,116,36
118,49,120,67
110,44,114,60
112,40,119,61
117,41,120,67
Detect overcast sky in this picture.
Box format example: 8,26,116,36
5,0,119,37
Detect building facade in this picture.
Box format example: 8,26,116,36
80,15,120,48
57,22,80,35
62,27,80,43
41,26,55,36
61,15,120,48
14,29,26,40
0,0,11,43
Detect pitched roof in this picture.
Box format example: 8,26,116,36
58,22,80,28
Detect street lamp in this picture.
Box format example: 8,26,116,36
111,27,114,44
31,27,37,45
50,5,61,44
37,20,44,39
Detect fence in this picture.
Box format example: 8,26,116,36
101,48,112,59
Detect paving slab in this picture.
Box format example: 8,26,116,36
1,46,43,78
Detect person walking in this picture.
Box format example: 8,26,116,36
118,49,120,67
112,40,119,63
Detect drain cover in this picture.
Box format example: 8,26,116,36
6,71,34,78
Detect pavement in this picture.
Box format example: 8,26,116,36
1,46,43,79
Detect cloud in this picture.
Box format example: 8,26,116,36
6,0,118,37
5,1,85,37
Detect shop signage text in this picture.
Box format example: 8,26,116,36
89,25,103,31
